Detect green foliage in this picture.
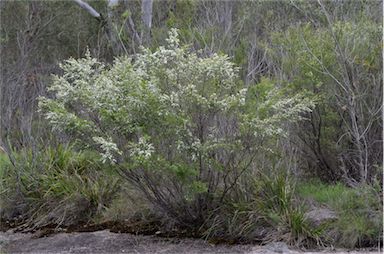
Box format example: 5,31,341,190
0,153,11,197
297,180,383,247
270,18,381,93
0,145,120,228
267,16,382,182
102,183,152,223
1,0,382,249
256,173,320,246
200,171,321,247
244,77,314,138
0,153,10,169
298,180,346,205
39,29,313,229
201,202,262,243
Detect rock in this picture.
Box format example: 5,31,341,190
305,208,337,227
264,242,293,253
1,230,379,254
251,242,295,253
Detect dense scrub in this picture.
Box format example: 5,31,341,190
1,29,382,249
0,0,382,251
1,147,381,248
1,0,382,184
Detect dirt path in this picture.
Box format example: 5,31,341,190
0,230,380,254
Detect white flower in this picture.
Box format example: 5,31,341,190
130,137,155,160
93,136,122,163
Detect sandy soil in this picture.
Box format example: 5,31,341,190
0,229,380,254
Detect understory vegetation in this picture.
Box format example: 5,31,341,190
1,145,382,248
0,145,120,229
297,180,382,248
0,0,382,251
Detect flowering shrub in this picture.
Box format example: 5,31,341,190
39,29,314,227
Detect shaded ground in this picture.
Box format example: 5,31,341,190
0,230,380,254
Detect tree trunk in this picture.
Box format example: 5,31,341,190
141,0,153,46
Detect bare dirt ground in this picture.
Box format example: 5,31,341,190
0,229,380,254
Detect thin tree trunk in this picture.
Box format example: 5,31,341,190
141,0,153,46
73,0,101,19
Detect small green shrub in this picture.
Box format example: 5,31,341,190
297,180,383,248
0,144,121,229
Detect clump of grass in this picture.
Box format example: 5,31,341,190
255,173,321,247
297,180,350,205
201,201,264,244
0,144,121,229
297,179,383,248
201,172,320,247
0,152,11,187
102,184,152,222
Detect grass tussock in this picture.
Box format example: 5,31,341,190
255,174,321,247
0,145,120,230
297,180,383,248
201,173,320,247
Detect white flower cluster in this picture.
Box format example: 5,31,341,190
129,137,155,160
93,136,122,164
244,88,314,138
271,94,314,120
39,28,315,179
